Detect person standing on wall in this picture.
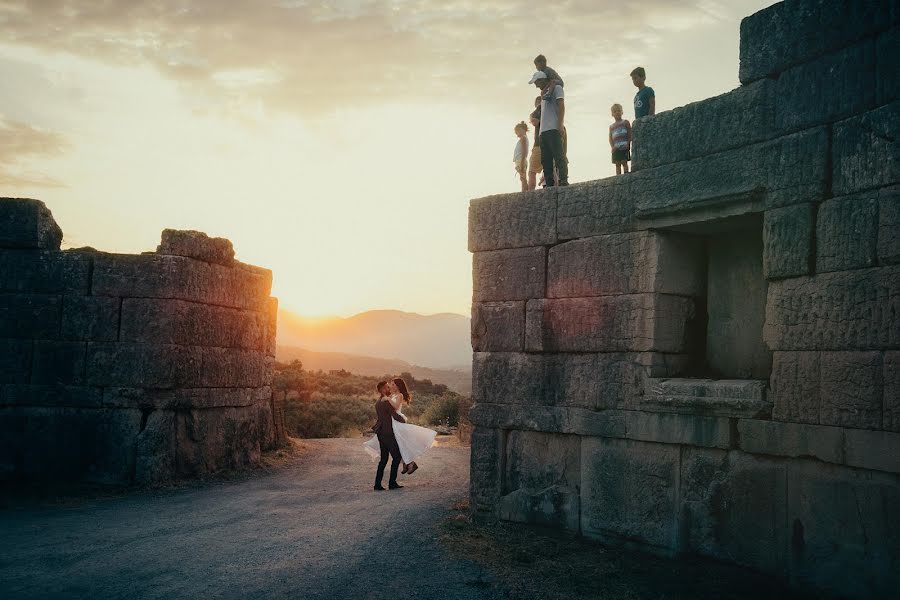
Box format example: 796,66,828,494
631,66,655,119
529,71,568,187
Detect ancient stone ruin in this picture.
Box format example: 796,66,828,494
0,198,285,485
468,1,898,597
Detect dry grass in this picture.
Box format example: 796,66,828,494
439,498,823,600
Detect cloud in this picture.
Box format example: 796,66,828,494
0,117,68,188
0,0,731,116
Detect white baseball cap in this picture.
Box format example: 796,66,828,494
528,71,547,84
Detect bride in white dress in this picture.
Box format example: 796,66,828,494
363,377,437,474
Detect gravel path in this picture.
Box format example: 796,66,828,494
0,438,503,600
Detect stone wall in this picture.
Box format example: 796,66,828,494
0,199,281,485
467,2,899,597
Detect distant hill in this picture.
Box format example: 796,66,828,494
277,309,471,369
276,346,472,395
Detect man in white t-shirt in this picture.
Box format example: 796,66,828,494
529,71,568,186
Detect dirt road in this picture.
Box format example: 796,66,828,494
0,438,502,600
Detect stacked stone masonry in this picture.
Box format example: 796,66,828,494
468,2,899,598
0,199,285,486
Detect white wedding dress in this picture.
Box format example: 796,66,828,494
363,394,437,463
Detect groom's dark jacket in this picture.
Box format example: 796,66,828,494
373,397,406,436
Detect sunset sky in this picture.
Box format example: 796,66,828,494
1,0,772,317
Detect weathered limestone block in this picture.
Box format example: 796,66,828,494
764,266,900,350
102,386,271,409
499,486,580,531
631,127,828,218
581,437,678,551
0,198,63,250
816,193,879,272
0,384,102,408
120,298,268,351
175,405,261,477
623,411,733,449
469,403,627,438
771,351,884,429
644,378,771,418
739,419,845,465
0,250,90,294
86,343,272,388
739,0,895,84
877,25,899,104
763,204,814,279
265,297,278,357
886,352,900,432
680,449,788,574
92,253,272,312
257,397,276,451
472,246,545,302
469,426,504,514
525,295,696,353
468,189,556,252
774,40,876,131
157,229,235,266
0,338,32,383
833,101,900,196
134,410,176,485
61,296,120,342
632,80,775,171
878,186,900,265
556,176,635,240
548,231,703,298
471,302,524,352
842,428,900,474
0,407,141,484
0,293,60,338
786,459,900,598
31,341,86,385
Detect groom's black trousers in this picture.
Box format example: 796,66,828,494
376,431,402,486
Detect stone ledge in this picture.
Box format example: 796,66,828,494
643,378,771,418
0,250,91,294
468,189,557,252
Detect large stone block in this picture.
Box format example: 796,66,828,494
92,253,272,312
816,193,879,272
525,295,696,353
472,246,545,302
468,403,627,438
120,298,268,351
886,351,900,432
0,384,102,408
680,449,788,574
644,378,771,418
0,198,63,250
0,406,141,484
469,426,504,514
134,409,176,485
774,40,876,131
265,297,278,357
842,428,900,474
581,437,678,551
471,302,524,352
0,250,90,294
31,340,86,385
156,229,235,266
739,0,895,83
833,101,900,196
786,459,900,598
0,338,32,383
771,351,821,424
623,411,733,449
878,186,900,265
174,405,261,477
102,386,270,410
738,419,844,465
556,176,635,240
85,343,272,388
61,296,120,342
548,231,703,298
0,293,60,338
764,266,900,350
763,204,814,279
631,80,775,171
468,189,556,252
877,25,899,105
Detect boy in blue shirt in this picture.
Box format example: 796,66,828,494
631,67,655,119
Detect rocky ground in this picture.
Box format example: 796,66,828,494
1,437,807,600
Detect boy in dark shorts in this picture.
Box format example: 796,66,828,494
609,103,631,175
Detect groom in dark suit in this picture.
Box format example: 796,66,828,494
373,380,406,490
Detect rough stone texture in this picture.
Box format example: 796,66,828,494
468,189,556,252
92,253,272,312
469,404,627,439
31,341,86,385
833,101,900,196
265,297,278,357
886,352,900,432
774,39,876,131
0,338,32,383
877,186,900,265
472,246,545,302
0,250,90,294
556,177,635,240
644,378,771,418
770,351,821,424
120,298,268,351
102,386,271,410
0,385,102,408
157,229,235,266
876,25,899,105
61,296,120,342
134,410,176,485
548,231,703,298
739,0,895,84
738,419,845,465
816,193,879,273
525,295,696,353
0,293,60,339
469,427,504,515
631,80,775,171
0,198,63,250
581,437,678,551
763,204,814,279
471,302,524,352
175,405,263,477
764,266,900,351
